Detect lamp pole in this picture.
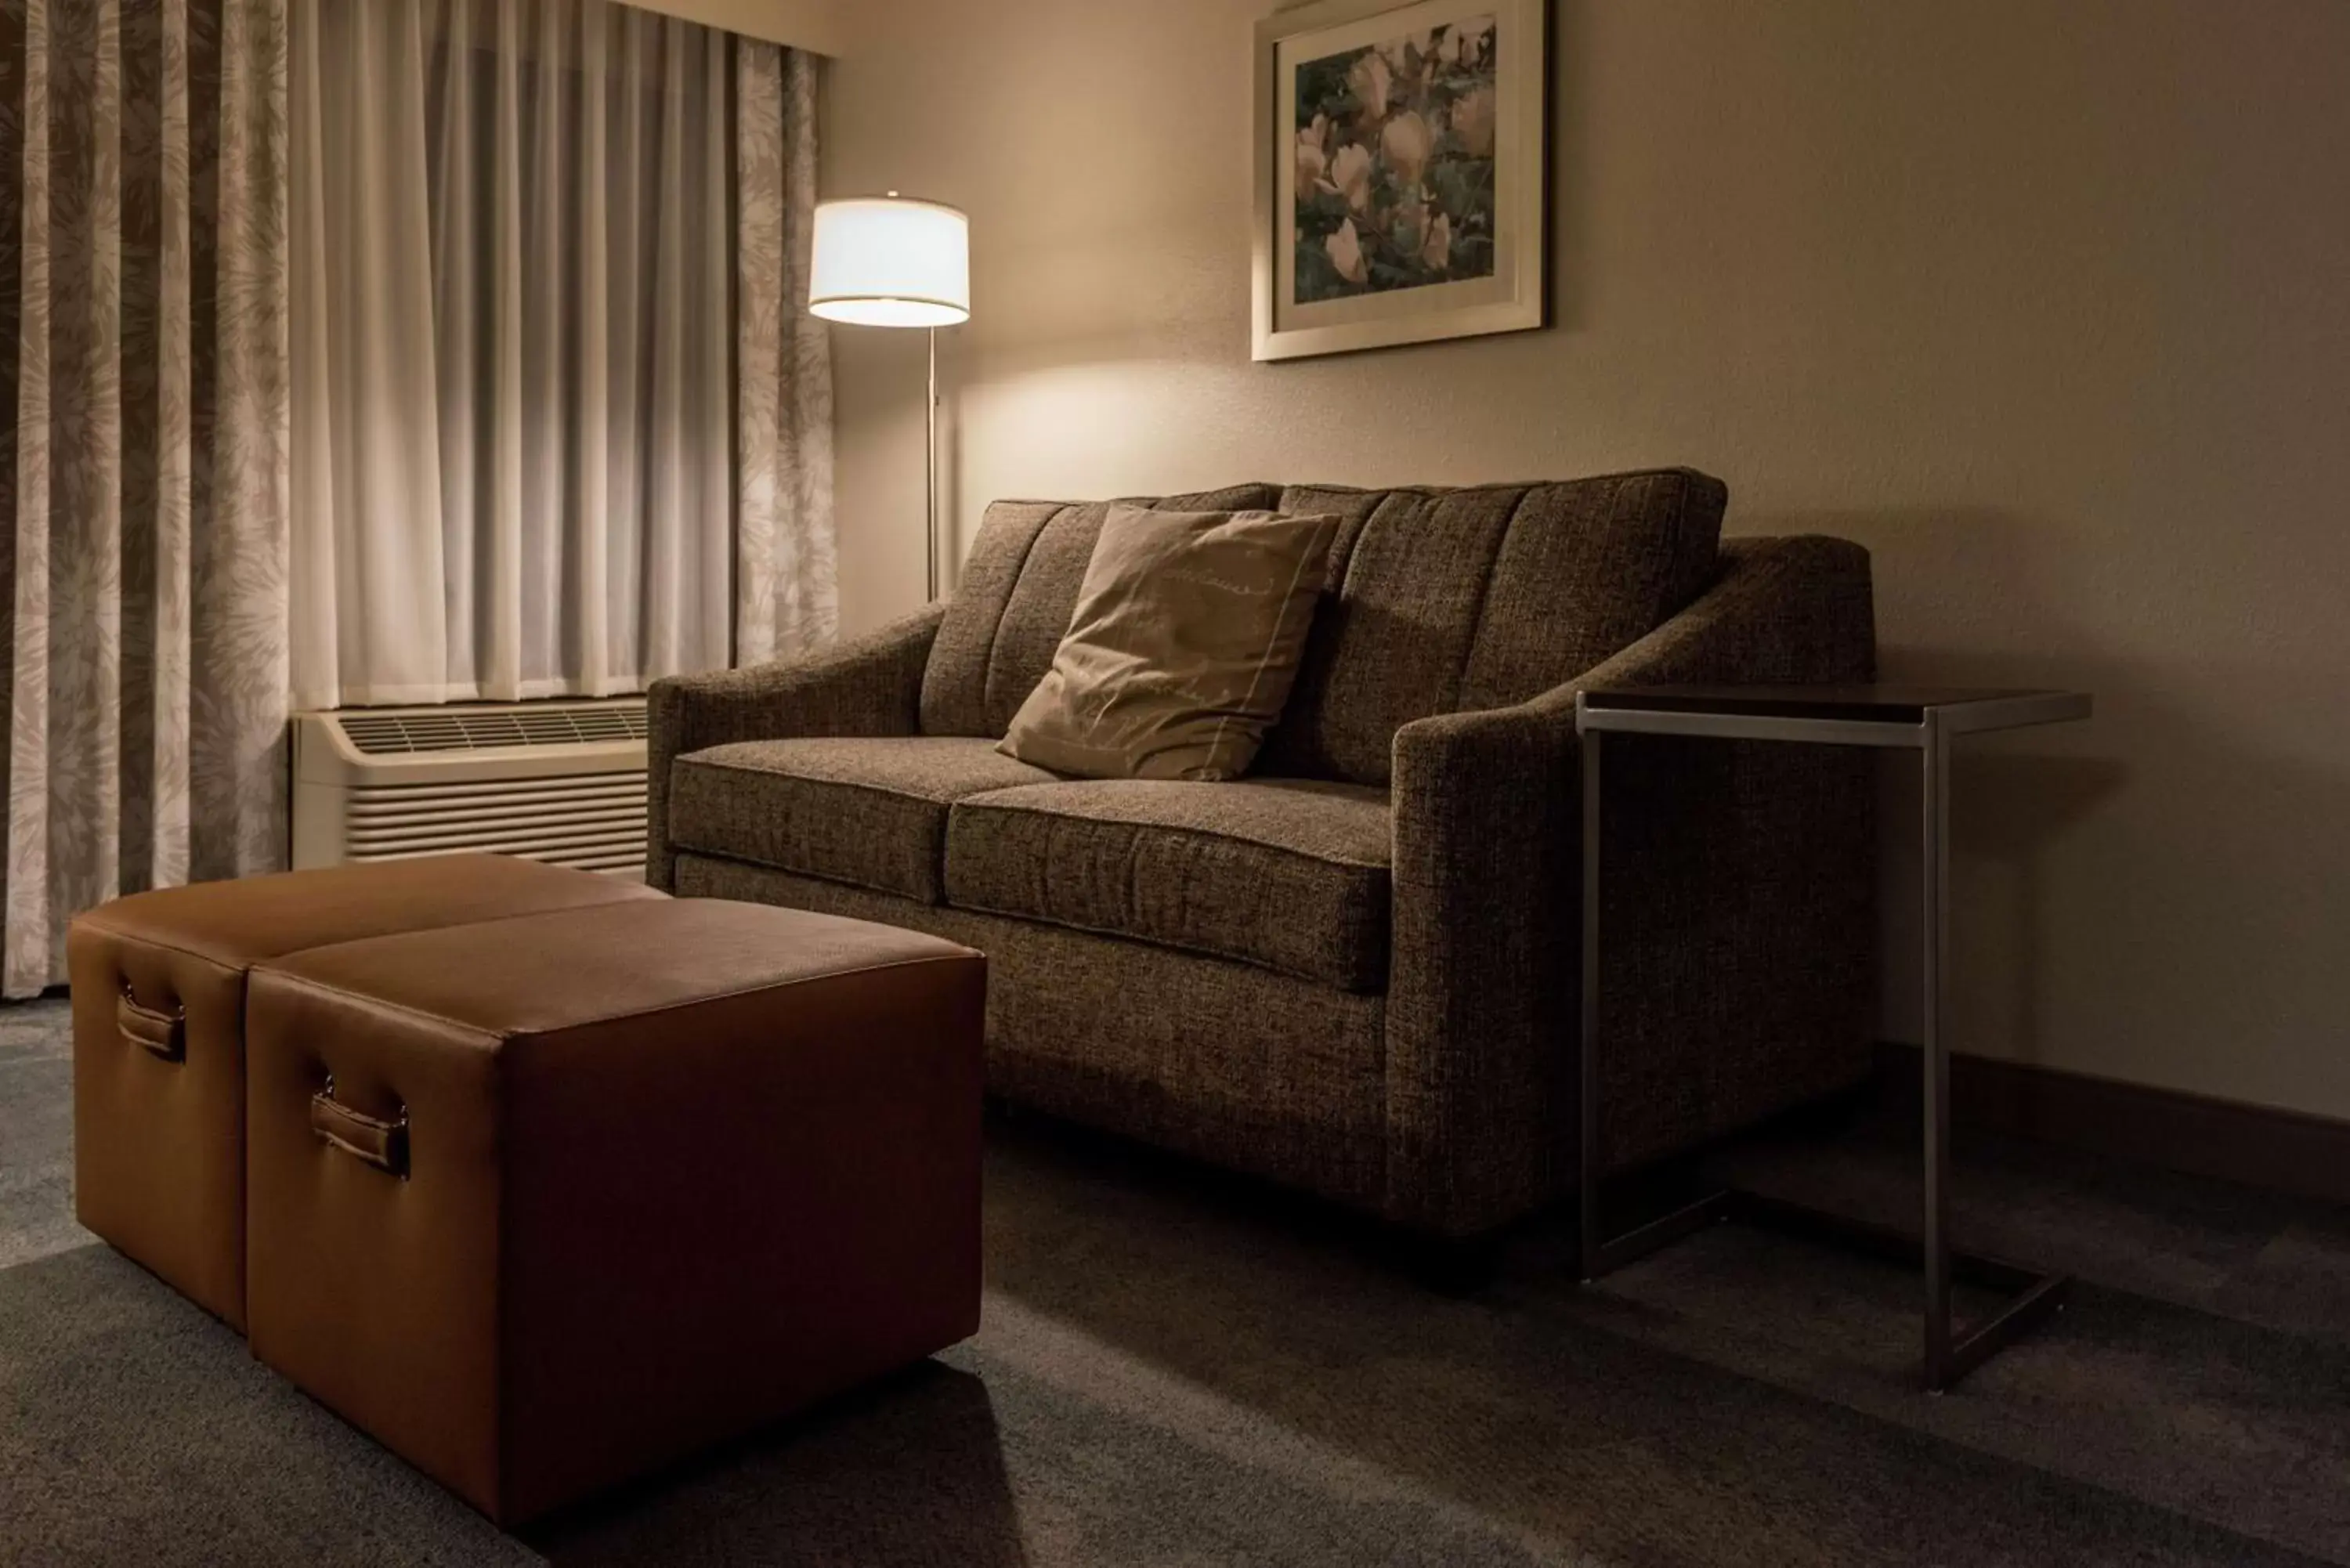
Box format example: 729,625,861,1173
927,327,940,602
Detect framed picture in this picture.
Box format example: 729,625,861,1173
1252,0,1548,362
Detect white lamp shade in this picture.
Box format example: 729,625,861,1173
808,197,970,328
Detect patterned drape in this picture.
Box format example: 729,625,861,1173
734,41,833,663
0,0,290,996
2,1,820,993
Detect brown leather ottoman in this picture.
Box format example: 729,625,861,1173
243,898,985,1525
67,854,662,1330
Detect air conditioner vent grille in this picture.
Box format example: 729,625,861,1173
337,702,648,756
340,772,648,874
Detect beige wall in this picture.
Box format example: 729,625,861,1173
822,0,2350,1119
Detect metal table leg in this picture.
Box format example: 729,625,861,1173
1578,720,2069,1391
1923,713,1952,1383
1578,728,1602,1283
1580,725,1734,1284
1915,713,2069,1391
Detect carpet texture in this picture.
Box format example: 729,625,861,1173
4,994,2348,1566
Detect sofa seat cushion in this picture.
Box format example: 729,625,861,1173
945,778,1391,992
669,737,1056,902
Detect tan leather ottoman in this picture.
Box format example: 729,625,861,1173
67,854,662,1330
243,898,986,1525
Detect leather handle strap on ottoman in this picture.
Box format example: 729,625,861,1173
312,1081,410,1179
118,987,186,1062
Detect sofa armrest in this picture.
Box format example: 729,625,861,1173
1383,537,1875,1235
645,605,946,889
1567,533,1876,693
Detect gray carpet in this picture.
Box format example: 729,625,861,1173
5,992,2348,1566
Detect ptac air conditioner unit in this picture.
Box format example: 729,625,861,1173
291,699,650,880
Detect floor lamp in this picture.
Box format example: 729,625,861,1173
808,194,972,603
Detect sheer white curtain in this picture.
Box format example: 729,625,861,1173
290,0,771,706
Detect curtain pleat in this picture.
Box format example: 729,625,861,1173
644,18,682,677
197,0,289,881
573,0,606,688
5,0,60,996
607,2,642,682
149,0,192,887
692,26,725,666
291,0,813,709
734,38,832,663
1,0,291,995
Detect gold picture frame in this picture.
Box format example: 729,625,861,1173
1253,0,1548,362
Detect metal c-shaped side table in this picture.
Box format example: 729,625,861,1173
1574,685,2092,1393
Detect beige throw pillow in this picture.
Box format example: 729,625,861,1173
999,505,1340,782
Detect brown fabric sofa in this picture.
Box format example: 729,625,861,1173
649,471,1878,1239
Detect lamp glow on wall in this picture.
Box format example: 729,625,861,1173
808,194,971,602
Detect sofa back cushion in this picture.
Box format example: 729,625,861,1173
920,486,1282,738
922,470,1725,785
1257,469,1726,783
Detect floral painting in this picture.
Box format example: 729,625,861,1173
1254,0,1542,360
1292,16,1497,304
